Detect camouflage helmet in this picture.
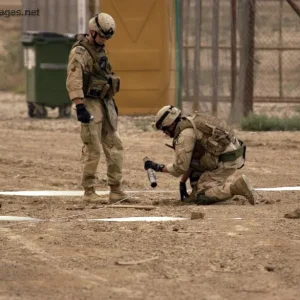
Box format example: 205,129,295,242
88,13,115,39
154,105,181,130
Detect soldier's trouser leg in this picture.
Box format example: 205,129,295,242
101,119,123,186
196,168,236,204
80,121,102,188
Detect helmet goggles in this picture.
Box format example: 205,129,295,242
95,14,114,39
155,109,172,130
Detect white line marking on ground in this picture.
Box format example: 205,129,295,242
0,216,42,221
0,186,299,197
255,187,300,191
0,216,247,223
87,217,188,222
0,190,169,196
0,216,187,222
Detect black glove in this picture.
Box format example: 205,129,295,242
76,104,92,123
144,160,165,172
179,182,190,201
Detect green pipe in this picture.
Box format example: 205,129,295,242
174,0,182,108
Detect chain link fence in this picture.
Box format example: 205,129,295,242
180,0,300,121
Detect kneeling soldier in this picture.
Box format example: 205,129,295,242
145,106,256,205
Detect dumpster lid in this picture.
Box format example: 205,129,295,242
23,31,66,37
21,31,76,44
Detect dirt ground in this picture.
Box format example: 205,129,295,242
0,93,300,300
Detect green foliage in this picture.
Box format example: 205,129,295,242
241,114,300,131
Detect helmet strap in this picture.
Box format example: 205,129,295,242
91,32,104,48
166,116,181,138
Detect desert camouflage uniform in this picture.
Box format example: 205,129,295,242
66,35,123,189
166,119,245,202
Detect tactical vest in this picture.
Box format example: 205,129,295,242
72,34,120,99
173,113,246,170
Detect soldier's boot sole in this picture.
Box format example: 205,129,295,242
230,175,255,205
83,192,108,204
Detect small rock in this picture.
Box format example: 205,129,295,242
284,208,300,219
265,265,275,272
190,211,205,220
265,200,275,205
172,225,179,232
66,206,84,211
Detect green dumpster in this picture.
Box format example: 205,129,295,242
21,31,76,118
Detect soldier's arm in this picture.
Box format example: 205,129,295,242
66,47,86,102
164,128,196,177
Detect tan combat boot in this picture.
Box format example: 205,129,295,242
230,175,255,205
83,187,108,204
109,184,128,204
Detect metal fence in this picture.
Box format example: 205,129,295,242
180,0,300,121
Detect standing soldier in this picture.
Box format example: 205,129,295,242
66,13,127,204
144,105,256,205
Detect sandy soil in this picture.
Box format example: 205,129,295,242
0,93,300,300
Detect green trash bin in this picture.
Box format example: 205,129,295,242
21,31,76,118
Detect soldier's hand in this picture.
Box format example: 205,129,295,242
144,160,165,172
179,182,190,201
76,104,92,123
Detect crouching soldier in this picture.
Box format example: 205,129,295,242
144,105,256,205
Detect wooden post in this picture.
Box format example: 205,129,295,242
193,0,201,112
231,0,237,108
230,0,255,123
212,0,220,116
243,0,255,116
184,0,191,103
285,0,300,17
179,0,184,109
279,0,283,100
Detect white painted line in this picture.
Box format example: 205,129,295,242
0,216,187,223
0,216,247,223
88,217,188,222
0,186,299,197
0,216,41,221
0,191,98,196
0,190,172,196
255,187,300,191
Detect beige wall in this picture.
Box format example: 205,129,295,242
101,0,176,115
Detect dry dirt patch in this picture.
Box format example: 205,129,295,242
0,93,300,300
